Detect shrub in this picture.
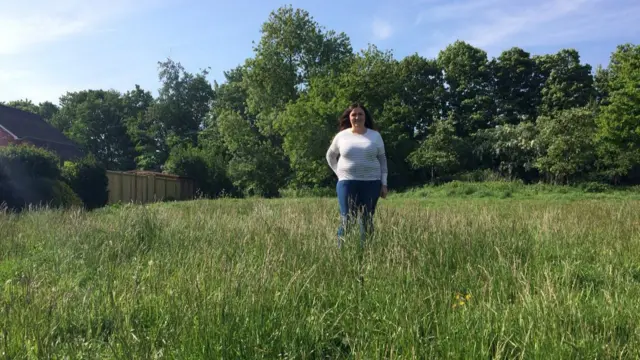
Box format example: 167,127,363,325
62,155,109,209
38,179,83,208
164,145,236,198
0,181,19,210
0,144,83,211
0,143,61,179
453,169,506,183
1,178,82,210
580,181,611,193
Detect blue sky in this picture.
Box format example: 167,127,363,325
1,0,639,105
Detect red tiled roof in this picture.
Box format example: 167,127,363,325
0,104,84,161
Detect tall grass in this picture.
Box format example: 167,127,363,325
1,196,639,358
280,180,640,200
392,180,640,201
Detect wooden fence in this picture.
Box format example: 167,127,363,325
106,170,195,204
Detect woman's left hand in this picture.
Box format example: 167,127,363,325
380,185,388,199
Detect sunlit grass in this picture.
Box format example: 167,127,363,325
1,196,639,358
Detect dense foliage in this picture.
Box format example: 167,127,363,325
61,155,109,210
0,144,82,210
0,144,109,210
2,6,639,195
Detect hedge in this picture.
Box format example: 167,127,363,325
62,155,109,209
0,143,61,179
0,144,84,211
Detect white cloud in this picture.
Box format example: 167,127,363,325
372,18,393,40
0,0,165,55
415,0,640,57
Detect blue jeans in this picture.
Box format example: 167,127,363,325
336,180,381,247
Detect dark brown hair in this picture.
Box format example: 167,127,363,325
338,102,376,131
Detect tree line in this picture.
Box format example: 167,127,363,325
2,5,639,197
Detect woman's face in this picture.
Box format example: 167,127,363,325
349,107,366,128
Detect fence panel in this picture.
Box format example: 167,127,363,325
106,171,194,204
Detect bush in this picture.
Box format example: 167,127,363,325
579,181,611,193
164,145,236,198
0,181,19,210
1,178,82,210
453,169,506,183
0,143,83,211
38,179,83,208
0,143,61,179
62,155,109,209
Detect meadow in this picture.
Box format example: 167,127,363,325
1,182,639,358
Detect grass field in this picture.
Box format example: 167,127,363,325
1,185,640,358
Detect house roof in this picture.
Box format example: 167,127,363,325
0,104,84,161
23,138,85,162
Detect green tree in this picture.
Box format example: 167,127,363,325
217,110,288,197
62,154,109,209
38,101,60,122
491,47,541,124
122,85,156,170
210,66,250,122
474,122,539,181
244,5,352,136
593,65,611,107
5,99,39,114
208,62,291,194
228,5,354,192
164,144,235,198
273,45,433,189
408,117,464,181
206,65,250,166
274,91,339,188
335,45,398,115
595,43,640,183
437,41,495,136
52,90,137,170
378,54,445,187
156,58,214,148
123,85,154,118
376,98,420,187
535,107,597,184
536,49,594,115
396,54,445,138
272,48,444,190
127,59,214,170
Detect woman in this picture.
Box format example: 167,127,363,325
326,102,388,247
